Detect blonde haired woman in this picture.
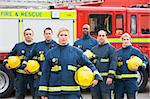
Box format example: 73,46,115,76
38,27,102,99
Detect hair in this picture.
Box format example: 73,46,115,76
44,27,53,34
57,27,70,37
24,28,33,35
98,30,107,36
120,33,131,40
82,24,90,29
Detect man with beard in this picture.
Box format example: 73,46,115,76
74,24,98,52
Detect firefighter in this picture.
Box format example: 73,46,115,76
38,27,102,99
3,28,35,99
114,33,147,99
22,27,57,99
74,24,98,52
90,30,117,99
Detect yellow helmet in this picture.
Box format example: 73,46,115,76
74,66,94,87
126,56,143,71
26,60,40,74
83,50,96,59
7,56,21,69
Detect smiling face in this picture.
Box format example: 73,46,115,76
120,33,131,48
122,36,131,48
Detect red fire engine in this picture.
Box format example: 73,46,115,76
0,0,149,97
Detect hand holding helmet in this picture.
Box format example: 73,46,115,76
126,56,143,71
7,56,21,69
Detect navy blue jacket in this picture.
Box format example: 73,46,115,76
38,44,102,96
3,42,35,73
22,40,57,72
116,45,147,79
91,43,117,78
74,36,98,52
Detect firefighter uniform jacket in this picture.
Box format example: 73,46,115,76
91,43,117,79
74,36,98,51
116,45,147,79
22,40,57,72
3,41,35,74
38,44,102,96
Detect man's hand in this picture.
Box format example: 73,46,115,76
41,96,47,99
92,79,99,87
106,77,113,85
24,68,30,74
5,63,11,69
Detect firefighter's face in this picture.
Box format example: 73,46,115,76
44,30,53,41
97,31,107,44
24,30,33,42
82,25,90,36
58,31,70,45
122,36,131,47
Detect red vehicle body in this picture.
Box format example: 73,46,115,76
76,7,150,57
75,6,150,92
0,0,149,98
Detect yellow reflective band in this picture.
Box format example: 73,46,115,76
108,38,150,43
33,56,38,60
94,70,100,76
19,55,25,60
22,61,27,65
116,74,138,79
100,58,109,62
19,18,23,41
16,69,27,74
39,86,48,91
38,72,42,76
108,70,116,75
142,63,146,67
51,65,61,72
48,86,80,92
68,65,77,71
100,72,108,76
3,59,8,62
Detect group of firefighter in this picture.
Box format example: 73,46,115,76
3,24,147,99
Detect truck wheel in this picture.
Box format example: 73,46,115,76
137,68,148,93
0,65,15,98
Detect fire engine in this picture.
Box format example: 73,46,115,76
0,0,149,97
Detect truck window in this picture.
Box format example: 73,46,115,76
116,14,124,35
89,14,112,35
141,15,150,34
130,15,137,34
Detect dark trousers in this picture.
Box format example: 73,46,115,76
34,75,41,99
47,94,80,99
91,77,114,99
114,79,138,99
15,73,35,99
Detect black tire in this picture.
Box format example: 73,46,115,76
137,68,148,93
0,64,15,98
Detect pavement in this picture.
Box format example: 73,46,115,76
3,81,150,99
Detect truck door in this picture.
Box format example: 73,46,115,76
0,19,19,52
